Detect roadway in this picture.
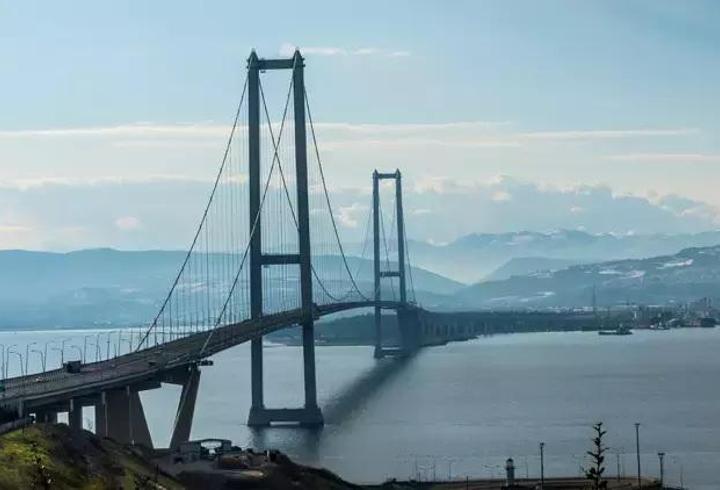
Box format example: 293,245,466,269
0,300,404,414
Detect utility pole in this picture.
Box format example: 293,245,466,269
635,423,642,489
539,442,545,490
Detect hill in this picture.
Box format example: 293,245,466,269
407,229,720,283
0,249,462,329
484,256,583,281
454,245,720,309
0,423,182,489
0,423,360,490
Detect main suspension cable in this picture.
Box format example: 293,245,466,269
304,87,369,301
137,76,248,351
198,68,296,356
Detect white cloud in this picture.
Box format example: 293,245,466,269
0,176,718,250
491,191,512,202
522,128,697,141
335,203,368,228
0,224,32,233
279,43,411,58
114,216,141,231
0,175,211,191
607,153,720,163
0,123,230,139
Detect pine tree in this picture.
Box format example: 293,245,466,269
584,422,608,490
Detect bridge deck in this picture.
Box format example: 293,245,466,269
0,301,402,413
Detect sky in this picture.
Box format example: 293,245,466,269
1,0,720,250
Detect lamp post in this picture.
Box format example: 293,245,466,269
83,335,93,363
657,452,665,486
635,423,641,489
43,341,51,370
25,342,37,375
70,345,83,362
613,447,624,481
30,348,46,372
50,346,64,369
539,442,545,490
7,348,24,376
95,333,103,361
4,344,18,378
53,338,71,365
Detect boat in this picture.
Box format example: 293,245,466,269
599,328,632,335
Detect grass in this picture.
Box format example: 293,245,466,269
0,424,183,489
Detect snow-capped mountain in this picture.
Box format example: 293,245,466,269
453,245,720,309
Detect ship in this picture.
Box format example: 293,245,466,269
598,325,633,336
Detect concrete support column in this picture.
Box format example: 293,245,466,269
35,409,57,424
372,170,382,359
96,387,153,447
247,50,265,425
249,338,264,414
68,399,83,431
170,365,201,450
302,321,318,409
95,395,107,437
299,320,323,426
395,170,407,304
373,169,409,357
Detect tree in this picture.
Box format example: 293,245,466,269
584,422,608,490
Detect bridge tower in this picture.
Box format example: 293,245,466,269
246,50,323,427
373,169,410,358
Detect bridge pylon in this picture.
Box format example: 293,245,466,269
373,169,410,358
246,50,323,427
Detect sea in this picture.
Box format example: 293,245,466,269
1,327,718,489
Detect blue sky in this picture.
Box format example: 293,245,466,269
1,1,720,249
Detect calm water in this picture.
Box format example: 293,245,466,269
2,328,718,488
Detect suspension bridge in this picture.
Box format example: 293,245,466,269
0,50,496,448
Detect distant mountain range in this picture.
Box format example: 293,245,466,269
0,249,462,329
407,229,720,283
4,233,720,328
452,245,720,309
484,257,582,281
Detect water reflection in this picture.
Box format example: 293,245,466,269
247,353,416,461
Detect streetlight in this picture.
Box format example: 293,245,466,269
83,335,94,362
43,341,52,370
657,452,665,487
30,348,46,372
95,333,103,361
3,344,18,378
105,331,115,360
612,446,625,481
539,442,545,490
7,348,24,377
69,345,83,362
52,338,71,366
83,335,100,363
635,423,641,489
25,342,38,375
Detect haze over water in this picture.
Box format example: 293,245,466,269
5,327,717,489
